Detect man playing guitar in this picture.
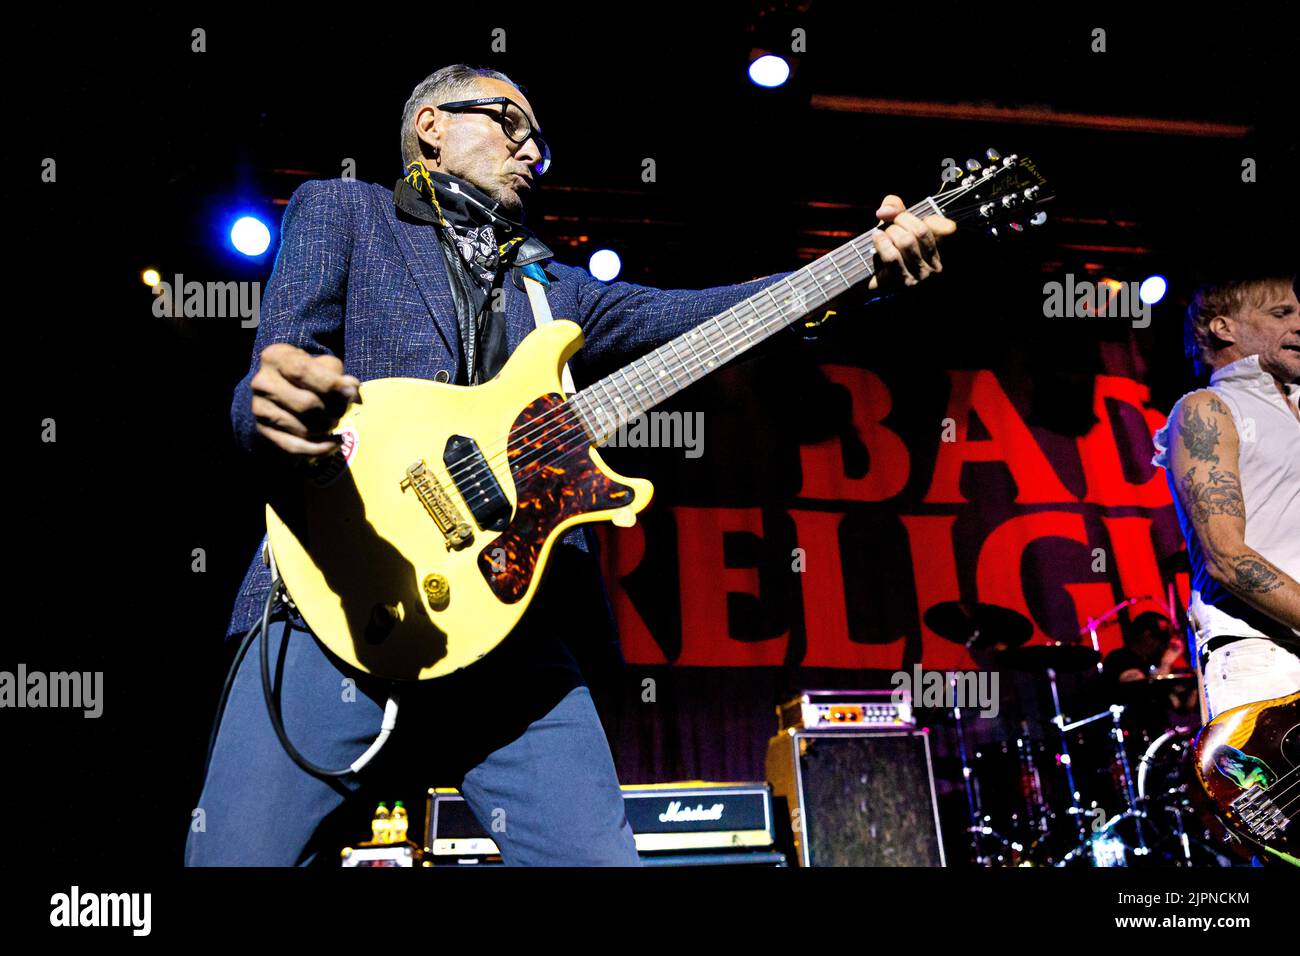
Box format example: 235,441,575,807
185,64,955,866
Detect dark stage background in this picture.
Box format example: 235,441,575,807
9,4,1298,869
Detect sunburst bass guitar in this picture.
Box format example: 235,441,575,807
1195,691,1299,866
265,152,1049,680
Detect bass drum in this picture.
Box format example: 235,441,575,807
1034,726,1234,866
1133,727,1237,866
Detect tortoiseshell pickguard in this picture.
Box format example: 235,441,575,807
479,393,634,602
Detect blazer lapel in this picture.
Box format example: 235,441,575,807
382,201,463,372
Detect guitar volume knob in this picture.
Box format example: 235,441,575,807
423,573,451,610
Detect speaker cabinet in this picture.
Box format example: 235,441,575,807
766,729,945,866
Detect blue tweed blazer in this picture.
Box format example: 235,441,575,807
225,178,797,639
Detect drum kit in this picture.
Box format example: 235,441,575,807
923,596,1229,867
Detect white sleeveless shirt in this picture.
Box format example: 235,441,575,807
1152,354,1300,649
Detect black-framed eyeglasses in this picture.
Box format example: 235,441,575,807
437,96,551,176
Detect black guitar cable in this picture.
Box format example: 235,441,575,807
201,574,400,783
201,610,266,784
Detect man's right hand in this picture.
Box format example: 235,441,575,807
250,343,360,457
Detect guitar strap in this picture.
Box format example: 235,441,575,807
519,267,618,545
519,263,577,395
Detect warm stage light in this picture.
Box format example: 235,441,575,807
141,268,161,287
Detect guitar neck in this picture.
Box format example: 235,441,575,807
571,196,943,441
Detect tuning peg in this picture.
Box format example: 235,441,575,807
985,147,1001,163
965,158,982,172
1030,211,1047,226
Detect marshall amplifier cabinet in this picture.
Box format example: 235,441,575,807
766,728,945,867
620,782,774,854
425,783,784,866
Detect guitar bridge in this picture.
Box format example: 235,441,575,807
1230,790,1289,841
400,460,474,550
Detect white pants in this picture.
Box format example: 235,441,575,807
1202,637,1300,722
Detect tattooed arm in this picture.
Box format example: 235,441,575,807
1169,390,1300,629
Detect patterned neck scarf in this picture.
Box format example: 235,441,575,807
401,160,524,287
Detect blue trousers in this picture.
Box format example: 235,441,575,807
184,604,640,866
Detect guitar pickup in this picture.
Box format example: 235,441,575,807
445,435,511,532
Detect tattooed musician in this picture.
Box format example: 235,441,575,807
1153,272,1300,720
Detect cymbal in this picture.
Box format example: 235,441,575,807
1112,669,1199,707
923,601,1033,651
996,643,1101,673
1150,670,1197,683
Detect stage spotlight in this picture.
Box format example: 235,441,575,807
1139,275,1168,305
748,54,790,88
589,249,622,282
231,216,272,257
141,268,161,287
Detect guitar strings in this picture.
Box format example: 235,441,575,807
454,195,949,479
434,186,994,492
437,206,897,485
413,166,1033,502
1260,762,1300,813
447,164,1028,486
430,193,955,488
439,189,977,485
435,223,949,509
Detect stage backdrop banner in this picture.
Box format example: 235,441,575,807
593,360,1188,675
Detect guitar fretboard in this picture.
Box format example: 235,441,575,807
570,196,943,441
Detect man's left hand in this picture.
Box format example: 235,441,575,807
867,195,956,292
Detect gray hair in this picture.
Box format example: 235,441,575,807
400,64,521,168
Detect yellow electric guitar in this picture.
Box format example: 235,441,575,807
266,152,1049,680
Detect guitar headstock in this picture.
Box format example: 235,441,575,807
931,149,1052,236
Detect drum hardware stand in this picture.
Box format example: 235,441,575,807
1137,728,1197,866
1163,804,1194,865
1016,719,1051,836
1043,665,1090,855
952,675,1019,865
1056,704,1150,864
1079,595,1149,675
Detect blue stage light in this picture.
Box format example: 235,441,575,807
1139,275,1168,306
231,216,272,257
